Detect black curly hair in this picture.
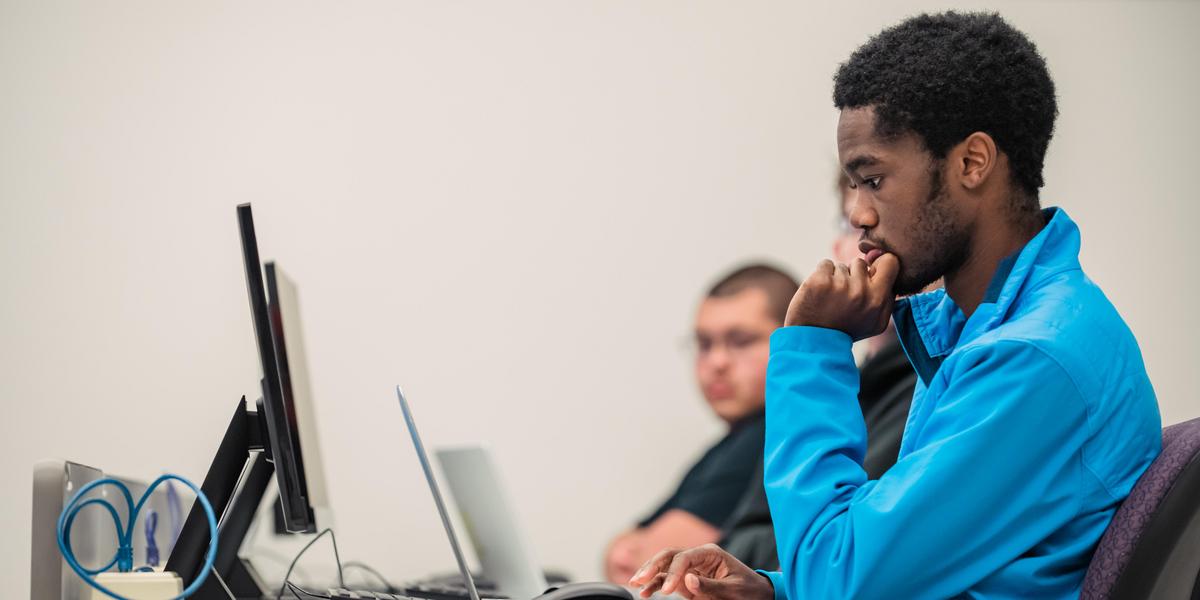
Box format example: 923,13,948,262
833,12,1058,211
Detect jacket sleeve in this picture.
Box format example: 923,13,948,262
761,326,1089,599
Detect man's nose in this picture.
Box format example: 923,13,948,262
705,345,733,367
848,197,877,230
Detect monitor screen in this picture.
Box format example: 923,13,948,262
237,203,315,533
266,261,330,523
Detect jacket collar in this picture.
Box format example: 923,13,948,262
894,207,1083,385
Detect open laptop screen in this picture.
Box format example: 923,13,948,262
395,386,483,600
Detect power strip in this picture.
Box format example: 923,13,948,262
92,572,183,600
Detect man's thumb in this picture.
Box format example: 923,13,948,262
685,572,731,598
871,252,900,288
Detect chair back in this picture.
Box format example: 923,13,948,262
1081,417,1200,599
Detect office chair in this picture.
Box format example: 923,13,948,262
1081,417,1200,599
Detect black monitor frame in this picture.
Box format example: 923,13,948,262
165,203,317,598
265,261,319,529
237,203,315,534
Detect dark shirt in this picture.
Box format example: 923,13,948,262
718,336,916,570
638,410,766,528
857,337,917,477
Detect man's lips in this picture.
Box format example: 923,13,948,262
705,383,733,398
859,239,886,265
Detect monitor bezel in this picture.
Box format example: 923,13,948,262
265,260,325,529
237,203,314,533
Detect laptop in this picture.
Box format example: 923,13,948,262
394,386,634,600
396,385,490,600
435,445,549,600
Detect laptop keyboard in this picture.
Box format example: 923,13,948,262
403,582,509,600
315,584,507,600
326,590,415,600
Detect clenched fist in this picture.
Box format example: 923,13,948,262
784,253,900,340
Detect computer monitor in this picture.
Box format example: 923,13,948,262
165,203,318,598
266,261,330,529
238,203,315,534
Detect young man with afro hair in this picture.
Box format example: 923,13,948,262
631,12,1160,599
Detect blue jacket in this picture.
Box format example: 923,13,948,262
760,208,1160,599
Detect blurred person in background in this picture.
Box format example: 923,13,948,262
603,264,798,583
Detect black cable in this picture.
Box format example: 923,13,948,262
276,528,345,600
342,560,396,592
286,580,330,599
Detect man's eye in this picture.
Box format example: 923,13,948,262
864,176,882,190
728,333,761,349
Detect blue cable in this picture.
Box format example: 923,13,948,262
144,510,160,567
57,474,218,600
62,498,125,575
166,481,183,552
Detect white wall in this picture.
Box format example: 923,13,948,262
3,0,1198,594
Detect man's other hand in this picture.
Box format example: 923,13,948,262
627,543,773,600
605,530,645,584
784,253,900,340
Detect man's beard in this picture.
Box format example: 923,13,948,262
892,162,971,296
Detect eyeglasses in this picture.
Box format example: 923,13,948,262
688,330,771,360
836,215,859,236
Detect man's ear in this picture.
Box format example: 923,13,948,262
953,131,998,191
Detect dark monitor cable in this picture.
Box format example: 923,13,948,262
285,581,330,599
342,560,397,593
276,528,345,600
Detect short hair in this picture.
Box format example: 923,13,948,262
706,263,799,324
833,11,1057,210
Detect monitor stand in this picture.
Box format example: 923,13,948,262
166,396,276,600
